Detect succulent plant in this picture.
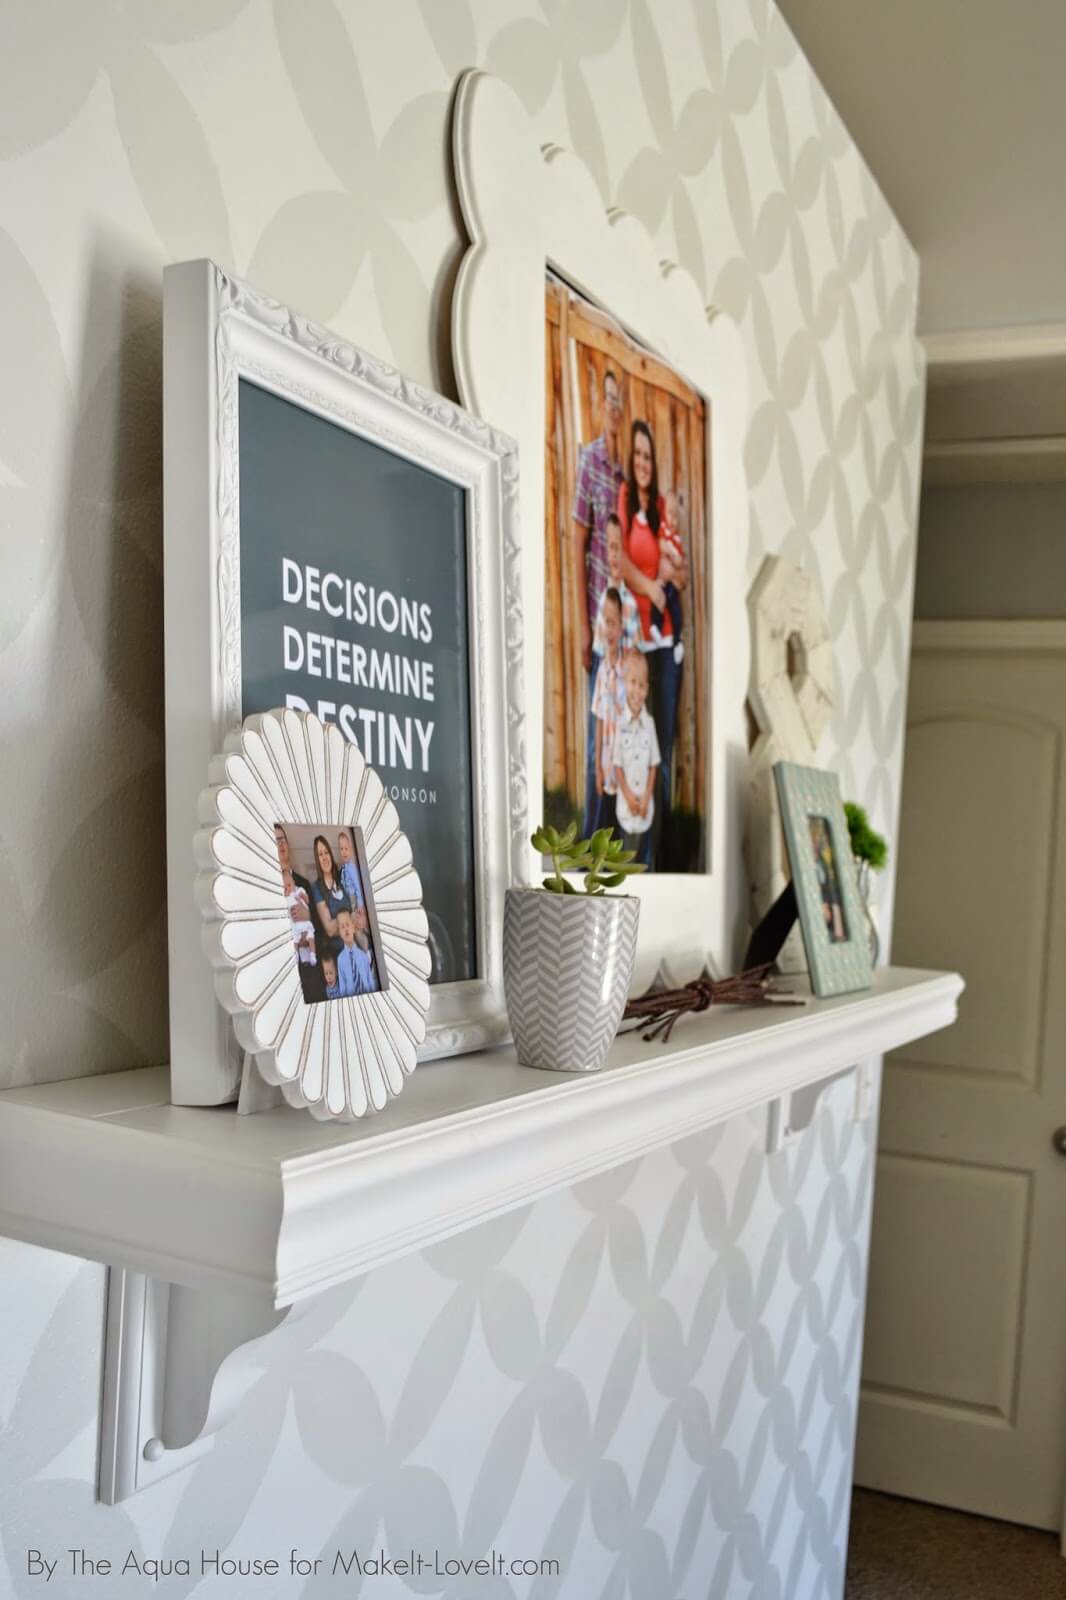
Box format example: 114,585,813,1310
530,821,647,896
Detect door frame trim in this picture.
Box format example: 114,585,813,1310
914,621,1066,655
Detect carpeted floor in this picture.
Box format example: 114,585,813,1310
846,1489,1066,1598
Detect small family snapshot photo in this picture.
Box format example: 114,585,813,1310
807,815,849,944
273,822,386,1004
774,761,872,997
544,271,710,874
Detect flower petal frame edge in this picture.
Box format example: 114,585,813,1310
196,707,431,1121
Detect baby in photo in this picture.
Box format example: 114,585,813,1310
335,904,378,996
282,866,317,965
613,650,661,866
649,490,685,664
336,828,365,912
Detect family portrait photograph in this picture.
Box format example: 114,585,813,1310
544,272,710,872
273,821,386,1003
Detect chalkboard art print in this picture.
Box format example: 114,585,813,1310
164,261,526,1106
239,379,475,987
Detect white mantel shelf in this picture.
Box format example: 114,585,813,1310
0,967,961,1307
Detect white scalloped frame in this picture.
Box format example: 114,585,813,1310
164,258,526,1106
452,70,751,991
196,708,431,1120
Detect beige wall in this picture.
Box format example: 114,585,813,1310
0,5,923,1593
778,0,1066,334
0,0,923,1091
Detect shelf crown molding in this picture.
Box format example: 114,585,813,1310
0,967,961,1307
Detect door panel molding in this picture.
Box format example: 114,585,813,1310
895,709,1057,1085
864,1152,1030,1422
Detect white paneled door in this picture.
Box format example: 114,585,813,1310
856,622,1066,1533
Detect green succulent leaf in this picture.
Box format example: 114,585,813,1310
529,821,644,896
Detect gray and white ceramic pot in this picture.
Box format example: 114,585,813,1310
503,887,640,1072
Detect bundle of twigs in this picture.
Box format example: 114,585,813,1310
621,963,805,1044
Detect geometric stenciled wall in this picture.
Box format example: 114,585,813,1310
0,4,921,1596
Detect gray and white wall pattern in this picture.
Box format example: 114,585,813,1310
0,2,920,1594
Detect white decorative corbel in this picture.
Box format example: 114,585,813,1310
98,1270,304,1503
765,1065,857,1153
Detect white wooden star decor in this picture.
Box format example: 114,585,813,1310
745,556,834,970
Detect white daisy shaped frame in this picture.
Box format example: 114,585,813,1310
196,707,431,1120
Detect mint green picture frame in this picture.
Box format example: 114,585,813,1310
773,760,873,997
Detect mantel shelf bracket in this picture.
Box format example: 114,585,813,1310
98,1270,304,1503
765,1060,874,1153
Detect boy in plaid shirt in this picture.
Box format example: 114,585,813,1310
591,515,641,659
591,587,628,833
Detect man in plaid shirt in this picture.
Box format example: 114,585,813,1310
572,367,625,833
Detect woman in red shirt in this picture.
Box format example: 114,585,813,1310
618,420,667,639
617,420,687,869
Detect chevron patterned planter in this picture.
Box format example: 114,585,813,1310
503,887,640,1072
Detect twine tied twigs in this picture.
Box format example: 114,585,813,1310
621,963,805,1044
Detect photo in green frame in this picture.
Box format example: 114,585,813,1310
773,760,873,997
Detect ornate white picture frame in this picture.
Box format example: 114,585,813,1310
451,70,750,991
164,260,525,1105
